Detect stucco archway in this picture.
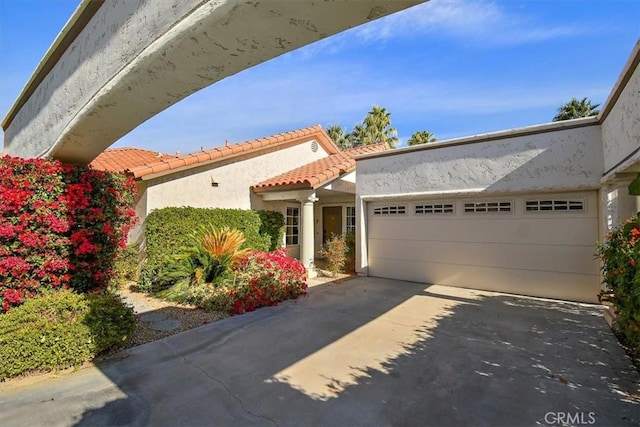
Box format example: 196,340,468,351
2,0,423,164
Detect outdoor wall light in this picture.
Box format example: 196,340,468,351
210,177,219,187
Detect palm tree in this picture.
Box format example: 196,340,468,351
553,97,600,121
407,131,437,146
349,105,399,148
326,124,351,150
348,124,367,148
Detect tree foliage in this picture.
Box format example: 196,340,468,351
327,105,399,150
408,131,437,146
352,105,399,148
552,97,600,121
326,124,351,150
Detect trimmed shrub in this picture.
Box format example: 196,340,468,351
0,289,135,381
320,234,348,276
256,210,285,251
138,207,270,291
109,243,140,290
0,155,137,311
597,213,640,352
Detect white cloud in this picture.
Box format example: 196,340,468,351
291,0,584,59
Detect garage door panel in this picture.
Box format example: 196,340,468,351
366,192,600,303
368,238,599,275
368,257,600,303
368,216,598,246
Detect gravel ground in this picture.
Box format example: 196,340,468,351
115,271,355,351
117,286,229,349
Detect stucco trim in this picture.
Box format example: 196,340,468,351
2,0,104,130
598,38,640,123
355,119,600,161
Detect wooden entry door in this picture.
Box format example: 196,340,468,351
323,206,342,244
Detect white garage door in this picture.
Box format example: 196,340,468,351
366,192,601,303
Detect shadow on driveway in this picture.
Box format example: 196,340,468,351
1,277,638,426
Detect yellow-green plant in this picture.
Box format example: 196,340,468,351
200,226,249,272
158,226,249,300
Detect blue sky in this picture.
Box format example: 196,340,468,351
1,0,639,153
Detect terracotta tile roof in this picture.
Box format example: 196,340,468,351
90,147,178,172
253,143,388,191
91,125,338,179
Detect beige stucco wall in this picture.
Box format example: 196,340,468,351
601,49,640,175
598,42,640,237
145,140,329,213
129,181,148,244
357,124,603,199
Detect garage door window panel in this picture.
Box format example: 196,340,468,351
464,201,512,213
373,205,406,215
415,203,455,214
525,199,585,212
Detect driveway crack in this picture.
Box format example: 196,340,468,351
161,339,279,427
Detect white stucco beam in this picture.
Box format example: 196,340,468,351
259,189,315,202
359,186,602,202
601,156,640,184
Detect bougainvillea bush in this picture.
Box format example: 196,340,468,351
0,155,137,312
185,249,307,315
596,213,640,351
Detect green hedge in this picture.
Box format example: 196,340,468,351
138,207,273,291
257,210,285,251
0,290,135,381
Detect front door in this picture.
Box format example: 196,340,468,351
323,206,342,244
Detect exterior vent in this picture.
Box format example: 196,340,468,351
373,205,406,215
415,203,454,214
464,201,512,213
311,140,319,152
525,199,584,212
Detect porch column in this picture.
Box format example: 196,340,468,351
300,193,318,270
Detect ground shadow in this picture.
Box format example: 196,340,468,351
1,279,638,427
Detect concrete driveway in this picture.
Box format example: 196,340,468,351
1,277,638,426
